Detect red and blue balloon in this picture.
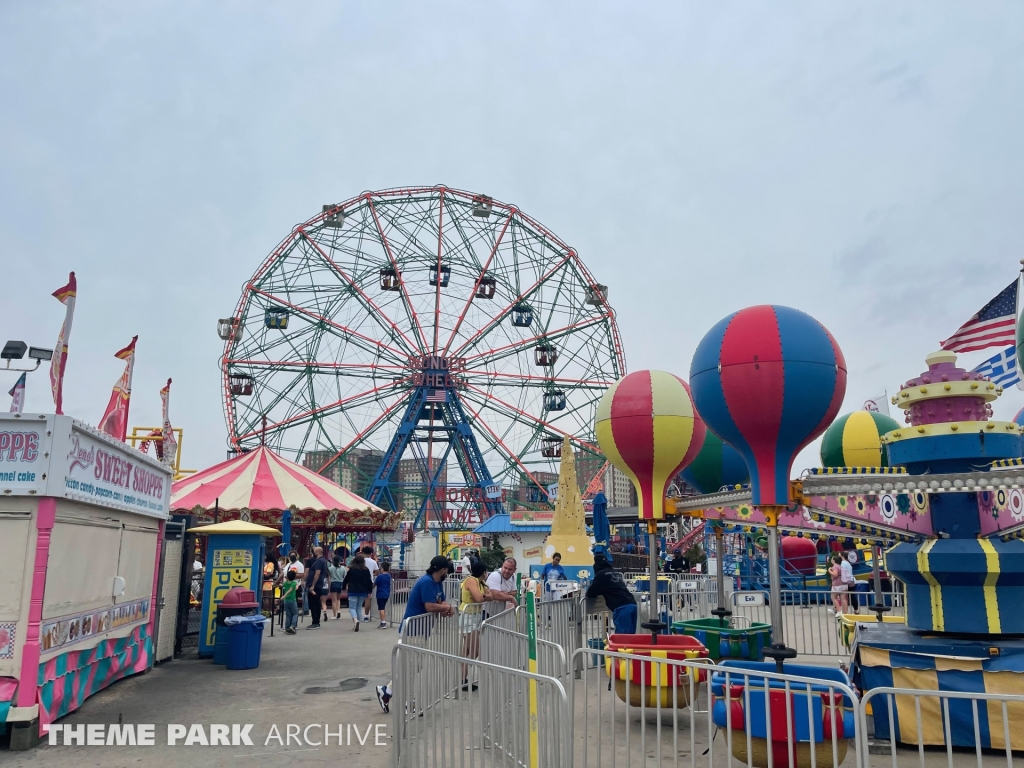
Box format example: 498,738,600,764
689,305,847,506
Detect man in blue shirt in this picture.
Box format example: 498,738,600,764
540,552,567,592
378,556,454,713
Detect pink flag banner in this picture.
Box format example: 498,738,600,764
98,336,138,442
49,272,77,415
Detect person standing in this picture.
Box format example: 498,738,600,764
586,555,638,633
459,559,490,691
840,550,857,613
342,554,374,632
328,555,348,620
377,556,455,713
360,545,380,623
304,547,328,629
374,562,392,628
262,552,281,615
281,570,300,634
829,553,848,614
540,552,567,593
483,557,519,617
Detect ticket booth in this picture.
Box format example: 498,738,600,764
0,414,172,748
187,521,279,658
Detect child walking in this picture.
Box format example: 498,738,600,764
374,562,392,629
281,570,299,634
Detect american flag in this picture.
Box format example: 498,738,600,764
971,345,1020,388
425,390,447,403
941,280,1018,353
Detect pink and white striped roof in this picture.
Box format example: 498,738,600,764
170,446,382,514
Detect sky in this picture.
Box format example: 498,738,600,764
2,2,1023,477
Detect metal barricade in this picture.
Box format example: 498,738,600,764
858,686,1024,767
480,623,568,679
398,609,464,658
386,578,415,626
729,589,906,661
528,595,585,678
572,647,858,768
481,605,523,634
392,643,571,768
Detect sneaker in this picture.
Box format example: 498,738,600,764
827,608,836,615
379,622,388,629
306,623,321,630
461,679,479,692
363,616,371,622
354,621,359,632
375,685,391,713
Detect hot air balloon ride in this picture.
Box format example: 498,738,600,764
690,305,847,667
595,369,706,634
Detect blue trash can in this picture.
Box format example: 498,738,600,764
226,619,265,670
213,625,230,665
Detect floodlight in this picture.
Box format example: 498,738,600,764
28,347,53,361
1,341,26,360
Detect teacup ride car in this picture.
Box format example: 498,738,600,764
711,661,856,768
605,633,710,709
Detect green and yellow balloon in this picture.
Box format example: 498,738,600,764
820,411,900,468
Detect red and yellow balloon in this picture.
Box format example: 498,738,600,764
595,370,706,520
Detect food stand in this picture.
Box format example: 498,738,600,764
0,413,171,747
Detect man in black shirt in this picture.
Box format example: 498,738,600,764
585,555,637,634
305,546,328,629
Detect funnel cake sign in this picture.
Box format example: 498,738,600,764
0,414,171,518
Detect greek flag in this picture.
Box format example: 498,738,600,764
971,345,1020,388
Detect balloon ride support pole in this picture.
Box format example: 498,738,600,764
641,520,666,642
709,524,732,629
871,542,891,623
761,508,797,674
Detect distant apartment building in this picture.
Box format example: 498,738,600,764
511,470,559,509
574,450,634,508
395,456,447,520
301,447,385,500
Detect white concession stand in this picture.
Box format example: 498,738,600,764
0,413,171,746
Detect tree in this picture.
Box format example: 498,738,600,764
480,537,508,571
683,543,707,571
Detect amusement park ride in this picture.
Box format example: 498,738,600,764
210,184,1024,756
218,187,624,529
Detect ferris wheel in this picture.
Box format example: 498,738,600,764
220,186,626,526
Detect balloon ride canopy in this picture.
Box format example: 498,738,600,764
690,305,848,671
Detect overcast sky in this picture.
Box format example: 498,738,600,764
2,3,1023,477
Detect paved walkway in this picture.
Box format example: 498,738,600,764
6,614,397,768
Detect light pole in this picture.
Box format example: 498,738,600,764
2,341,54,373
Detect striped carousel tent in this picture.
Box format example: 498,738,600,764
170,446,400,532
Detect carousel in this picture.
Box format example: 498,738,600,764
170,445,401,554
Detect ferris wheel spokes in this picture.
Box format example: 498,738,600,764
439,210,515,358
234,378,412,445
249,286,408,365
296,229,422,355
366,197,430,352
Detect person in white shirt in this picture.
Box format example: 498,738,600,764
359,545,379,622
283,550,305,577
483,558,519,617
